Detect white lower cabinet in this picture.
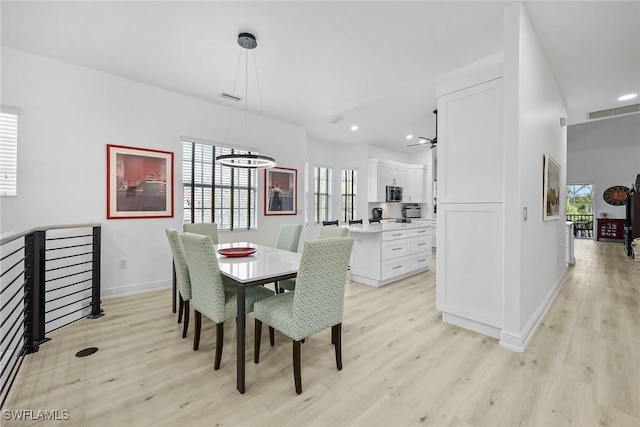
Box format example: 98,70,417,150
350,225,431,287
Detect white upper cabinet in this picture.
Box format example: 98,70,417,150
368,159,424,203
437,79,503,204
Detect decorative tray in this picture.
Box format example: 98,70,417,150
217,247,257,257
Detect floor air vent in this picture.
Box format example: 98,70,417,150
588,103,640,120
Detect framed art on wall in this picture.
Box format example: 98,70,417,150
107,144,174,219
264,167,297,215
543,153,561,221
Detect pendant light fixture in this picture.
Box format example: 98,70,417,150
215,32,276,169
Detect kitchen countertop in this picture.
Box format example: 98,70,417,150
348,221,431,234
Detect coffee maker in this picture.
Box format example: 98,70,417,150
372,207,383,221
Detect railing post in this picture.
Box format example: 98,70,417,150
87,225,104,319
24,230,48,353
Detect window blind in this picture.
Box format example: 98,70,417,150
183,140,257,230
0,110,19,197
341,169,357,221
314,166,332,223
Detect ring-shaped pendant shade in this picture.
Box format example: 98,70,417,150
215,154,276,169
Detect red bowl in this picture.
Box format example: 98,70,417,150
217,247,257,257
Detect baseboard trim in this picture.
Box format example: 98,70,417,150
442,312,501,339
499,271,568,352
350,267,430,287
102,279,171,300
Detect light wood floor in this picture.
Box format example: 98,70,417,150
4,240,639,426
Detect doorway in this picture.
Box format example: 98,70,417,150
566,183,594,238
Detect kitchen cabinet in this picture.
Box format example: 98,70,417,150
436,72,504,339
349,222,431,287
368,158,423,203
407,166,427,203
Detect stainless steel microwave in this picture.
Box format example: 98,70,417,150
386,186,403,202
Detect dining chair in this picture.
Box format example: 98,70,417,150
180,232,274,370
183,222,219,244
279,226,349,293
369,218,381,224
348,219,363,225
322,220,339,226
165,229,192,339
253,236,354,394
274,224,302,293
318,226,349,239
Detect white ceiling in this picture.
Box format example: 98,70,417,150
1,1,638,153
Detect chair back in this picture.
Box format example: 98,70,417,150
276,224,303,252
348,219,363,225
183,223,219,245
318,227,349,239
165,229,192,300
291,237,354,339
180,232,227,323
322,220,339,226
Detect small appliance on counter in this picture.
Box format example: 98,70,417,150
386,186,403,202
371,207,383,222
402,204,421,218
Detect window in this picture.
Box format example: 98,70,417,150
0,108,20,197
341,169,357,221
182,140,257,230
314,166,332,223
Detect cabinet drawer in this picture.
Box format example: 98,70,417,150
381,230,411,241
381,240,409,260
410,227,430,238
381,258,410,279
410,251,431,271
408,236,431,253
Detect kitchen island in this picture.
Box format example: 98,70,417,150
348,222,431,287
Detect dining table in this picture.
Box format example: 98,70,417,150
214,241,301,394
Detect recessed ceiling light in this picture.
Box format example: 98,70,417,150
406,134,413,140
618,93,637,101
351,125,358,131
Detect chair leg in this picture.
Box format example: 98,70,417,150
178,294,184,323
214,322,224,370
332,324,342,371
182,300,190,338
331,325,336,345
293,340,302,394
254,319,262,363
269,326,275,347
193,310,201,351
274,281,280,294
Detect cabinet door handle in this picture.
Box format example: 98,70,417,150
418,243,426,246
392,233,402,236
392,265,403,270
417,230,426,233
417,259,427,262
392,247,403,251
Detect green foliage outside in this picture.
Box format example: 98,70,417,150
566,184,593,214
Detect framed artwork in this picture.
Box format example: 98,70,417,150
543,153,561,221
264,167,297,215
107,144,174,219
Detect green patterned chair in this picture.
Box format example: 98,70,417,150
165,228,192,339
180,232,274,370
279,226,350,292
253,237,354,394
274,224,302,293
183,223,218,244
318,226,349,239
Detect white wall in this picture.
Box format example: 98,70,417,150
1,47,307,297
501,4,568,351
567,114,640,219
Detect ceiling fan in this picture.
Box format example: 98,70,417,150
407,109,438,149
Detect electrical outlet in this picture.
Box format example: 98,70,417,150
119,258,128,269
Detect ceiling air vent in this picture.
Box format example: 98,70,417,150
219,93,241,102
588,103,640,120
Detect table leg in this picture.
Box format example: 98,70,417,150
236,284,246,394
172,264,176,314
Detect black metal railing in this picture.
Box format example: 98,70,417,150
566,214,594,238
0,223,102,408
